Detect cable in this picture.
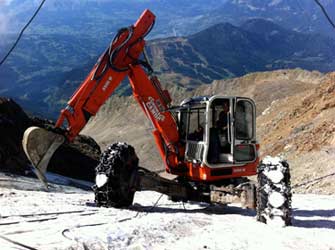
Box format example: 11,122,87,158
0,235,38,250
147,193,164,213
0,0,47,66
313,0,335,30
182,201,186,211
108,26,134,72
291,171,335,189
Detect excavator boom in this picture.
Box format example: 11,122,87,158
56,9,155,141
22,9,182,188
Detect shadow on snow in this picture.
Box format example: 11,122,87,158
292,209,335,229
128,202,256,217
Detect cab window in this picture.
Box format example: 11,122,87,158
235,100,254,140
187,108,205,141
179,107,205,142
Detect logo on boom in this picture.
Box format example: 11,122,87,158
146,97,165,122
102,76,113,92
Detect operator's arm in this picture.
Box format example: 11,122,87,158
55,10,155,141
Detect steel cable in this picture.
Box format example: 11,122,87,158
0,0,47,66
314,0,335,30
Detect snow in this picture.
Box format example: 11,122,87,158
262,156,286,184
265,168,284,184
262,155,282,166
95,173,108,188
0,173,335,250
268,191,285,208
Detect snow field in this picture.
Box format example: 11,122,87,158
0,175,334,250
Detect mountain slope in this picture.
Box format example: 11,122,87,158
0,34,102,118
216,0,335,37
0,0,229,38
147,19,335,88
1,17,334,118
257,72,335,194
1,1,334,39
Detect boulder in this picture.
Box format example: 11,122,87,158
0,97,101,182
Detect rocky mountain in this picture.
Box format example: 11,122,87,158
0,33,102,118
81,68,335,194
214,0,335,37
1,0,335,118
147,19,335,87
2,18,334,119
0,97,101,181
257,72,335,194
0,0,229,38
1,0,334,38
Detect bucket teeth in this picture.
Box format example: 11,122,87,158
22,126,65,189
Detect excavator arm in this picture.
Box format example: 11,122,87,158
22,9,182,188
128,65,181,171
56,9,155,141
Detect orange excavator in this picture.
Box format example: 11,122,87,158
22,9,292,226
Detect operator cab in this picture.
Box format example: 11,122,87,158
177,96,257,167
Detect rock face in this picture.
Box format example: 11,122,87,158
0,98,32,173
0,97,101,182
256,73,335,194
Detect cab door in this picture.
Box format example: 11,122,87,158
233,98,257,163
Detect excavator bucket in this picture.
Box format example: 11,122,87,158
22,127,65,189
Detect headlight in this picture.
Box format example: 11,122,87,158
96,173,108,188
